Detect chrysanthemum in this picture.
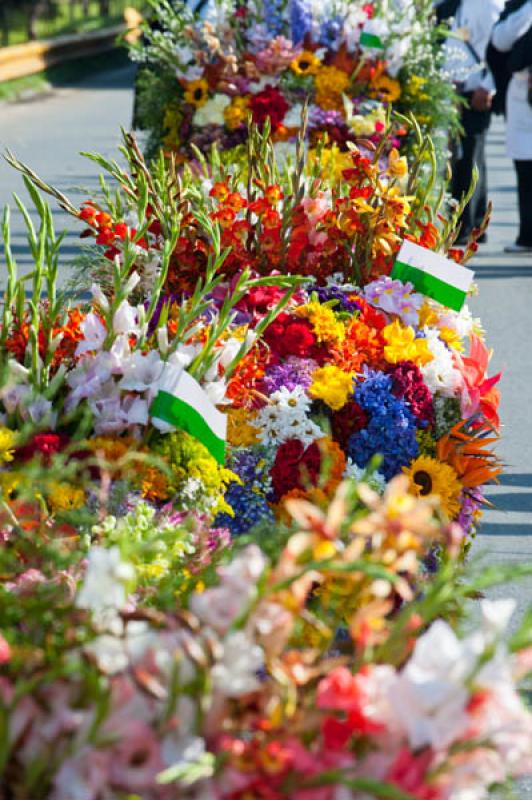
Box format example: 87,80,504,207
309,365,355,411
403,455,462,519
315,66,350,111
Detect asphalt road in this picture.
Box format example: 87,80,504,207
0,63,138,282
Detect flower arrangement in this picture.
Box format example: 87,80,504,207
130,0,459,168
2,128,498,544
1,465,531,799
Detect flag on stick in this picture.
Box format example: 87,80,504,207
392,240,474,312
151,370,227,465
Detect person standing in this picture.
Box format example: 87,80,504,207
441,0,505,244
491,0,532,253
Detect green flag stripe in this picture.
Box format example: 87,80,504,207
392,260,467,312
360,32,384,48
151,390,226,465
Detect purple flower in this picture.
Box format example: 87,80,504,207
308,106,345,128
316,285,362,313
261,356,318,393
364,276,423,327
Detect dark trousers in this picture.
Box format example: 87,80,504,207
515,160,532,246
451,104,491,237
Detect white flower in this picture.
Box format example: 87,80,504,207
76,546,134,622
193,94,230,127
76,312,106,355
203,379,227,407
255,386,322,447
211,631,264,697
113,300,139,337
420,328,462,397
344,459,386,493
389,619,473,750
119,350,164,392
91,282,109,311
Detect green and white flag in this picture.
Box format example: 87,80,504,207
359,30,384,49
151,369,227,465
392,240,474,312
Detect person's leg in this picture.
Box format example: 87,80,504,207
515,160,532,247
471,130,488,229
451,131,476,237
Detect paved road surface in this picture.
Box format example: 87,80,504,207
0,64,137,283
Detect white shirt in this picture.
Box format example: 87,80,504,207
445,0,505,92
492,0,532,159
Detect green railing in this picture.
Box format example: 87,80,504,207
0,0,145,47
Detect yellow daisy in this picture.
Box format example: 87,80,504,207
370,74,402,103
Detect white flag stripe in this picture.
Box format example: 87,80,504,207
398,240,474,293
175,370,227,440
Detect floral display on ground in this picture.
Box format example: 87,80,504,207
0,5,529,794
130,0,459,168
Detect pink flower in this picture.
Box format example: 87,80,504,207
0,635,10,664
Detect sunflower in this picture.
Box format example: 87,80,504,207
370,74,402,103
290,50,321,76
183,78,209,108
403,455,462,519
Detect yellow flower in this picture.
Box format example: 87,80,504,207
226,407,260,447
405,74,426,97
48,483,85,512
383,319,433,366
438,326,464,352
296,302,345,345
163,106,182,148
315,66,350,111
183,78,209,108
309,365,354,411
224,95,250,130
308,145,352,182
403,456,462,520
0,428,16,463
370,74,401,102
291,50,321,76
387,148,408,179
418,301,439,328
140,466,170,503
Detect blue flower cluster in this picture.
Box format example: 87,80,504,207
347,371,419,480
264,0,285,36
290,0,313,43
215,482,274,536
318,14,344,48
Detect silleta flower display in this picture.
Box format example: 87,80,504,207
0,3,530,795
130,0,459,168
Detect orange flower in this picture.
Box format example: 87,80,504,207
437,421,503,488
453,336,501,430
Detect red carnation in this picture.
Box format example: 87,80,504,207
249,85,289,131
271,439,322,499
332,401,368,451
263,314,317,358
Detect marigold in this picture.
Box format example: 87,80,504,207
309,365,355,411
315,66,350,111
48,482,85,512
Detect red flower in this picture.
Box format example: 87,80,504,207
249,86,289,131
16,432,68,464
332,401,368,450
271,439,321,499
263,314,316,358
